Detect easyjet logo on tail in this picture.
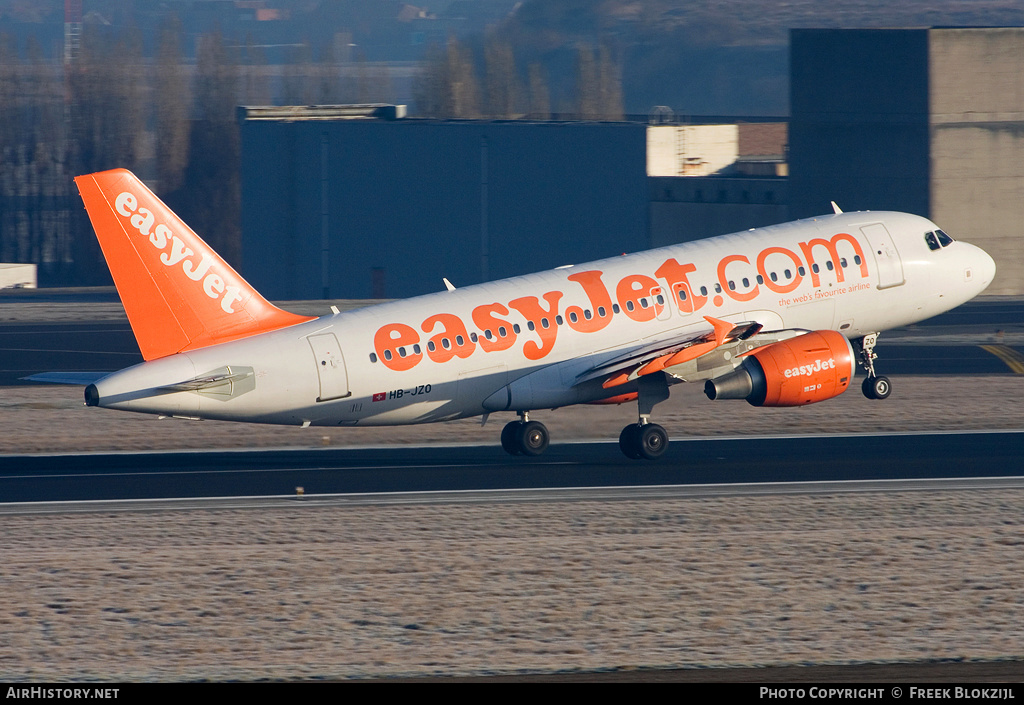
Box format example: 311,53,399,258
114,191,243,314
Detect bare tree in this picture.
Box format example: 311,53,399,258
241,34,272,107
187,30,241,266
575,43,599,119
484,37,521,118
527,62,551,120
154,15,191,194
597,40,624,120
414,36,481,118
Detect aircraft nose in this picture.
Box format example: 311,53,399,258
969,244,996,290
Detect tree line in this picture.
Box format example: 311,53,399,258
1,18,317,286
414,34,624,120
0,16,623,286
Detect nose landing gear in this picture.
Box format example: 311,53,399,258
856,333,892,400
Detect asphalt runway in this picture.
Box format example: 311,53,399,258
3,431,1023,503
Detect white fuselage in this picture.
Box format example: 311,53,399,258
90,211,995,426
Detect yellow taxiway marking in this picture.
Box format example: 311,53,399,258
980,344,1024,374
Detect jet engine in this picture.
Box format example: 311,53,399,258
703,330,855,406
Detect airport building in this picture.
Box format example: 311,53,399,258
239,27,1024,298
239,108,786,299
790,27,1024,294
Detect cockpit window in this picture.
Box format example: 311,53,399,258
926,230,955,250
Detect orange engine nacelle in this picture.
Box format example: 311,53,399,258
703,330,855,407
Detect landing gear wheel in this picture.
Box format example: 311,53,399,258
500,421,522,455
619,423,669,459
619,424,643,459
517,420,549,456
638,423,668,459
862,375,891,401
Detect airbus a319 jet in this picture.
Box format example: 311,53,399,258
64,169,995,459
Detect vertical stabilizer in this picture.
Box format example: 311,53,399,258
76,169,315,361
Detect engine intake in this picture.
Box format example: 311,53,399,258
704,330,855,407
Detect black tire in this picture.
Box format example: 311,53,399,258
871,375,892,400
861,376,877,399
500,421,521,455
517,420,549,456
638,424,669,459
619,424,643,459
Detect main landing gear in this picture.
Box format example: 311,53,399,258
856,333,892,400
618,371,671,460
499,372,674,460
618,421,668,460
500,412,549,456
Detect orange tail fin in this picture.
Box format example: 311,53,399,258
75,169,315,361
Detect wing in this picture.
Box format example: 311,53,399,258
576,316,763,389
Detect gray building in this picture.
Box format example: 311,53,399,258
239,111,649,300
790,28,1024,294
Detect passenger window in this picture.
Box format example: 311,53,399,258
826,261,834,271
513,324,521,334
569,312,578,323
699,286,708,296
369,353,378,363
598,306,607,317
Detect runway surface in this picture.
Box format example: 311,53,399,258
3,431,1023,503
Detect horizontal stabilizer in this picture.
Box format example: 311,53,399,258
158,366,256,400
22,372,111,385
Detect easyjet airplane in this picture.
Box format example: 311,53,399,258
63,169,995,459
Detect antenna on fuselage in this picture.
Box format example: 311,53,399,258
443,278,456,292
831,201,843,214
